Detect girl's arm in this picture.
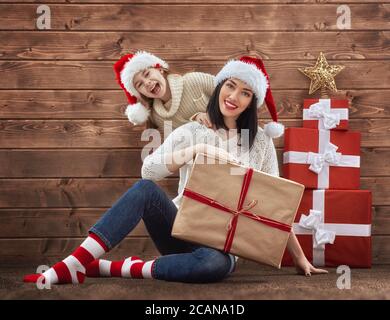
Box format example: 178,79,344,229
186,72,215,98
185,72,215,123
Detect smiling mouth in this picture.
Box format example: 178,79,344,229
150,83,161,95
224,100,238,110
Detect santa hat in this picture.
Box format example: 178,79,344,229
113,51,169,125
214,56,284,138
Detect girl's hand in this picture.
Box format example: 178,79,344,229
138,95,152,110
194,112,212,128
293,255,328,277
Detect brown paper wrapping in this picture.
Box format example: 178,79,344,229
171,153,305,268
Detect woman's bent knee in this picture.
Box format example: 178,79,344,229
133,178,158,190
131,179,160,198
192,248,232,282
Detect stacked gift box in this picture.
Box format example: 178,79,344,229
282,98,372,268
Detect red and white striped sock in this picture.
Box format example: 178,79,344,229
86,256,155,279
23,232,109,285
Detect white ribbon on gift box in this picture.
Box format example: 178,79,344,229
298,209,336,247
292,190,371,266
303,99,349,130
283,129,360,189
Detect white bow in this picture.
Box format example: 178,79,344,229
307,143,342,174
299,210,336,248
308,101,341,129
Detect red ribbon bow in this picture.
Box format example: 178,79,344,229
183,168,291,253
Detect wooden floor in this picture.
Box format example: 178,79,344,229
2,264,389,300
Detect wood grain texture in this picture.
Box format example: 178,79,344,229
0,208,146,238
1,31,389,60
0,4,388,31
0,148,389,177
2,1,389,3
1,60,389,89
0,1,388,265
1,89,389,119
0,205,388,238
0,178,178,208
0,177,388,207
0,119,388,148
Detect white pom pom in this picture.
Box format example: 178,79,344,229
264,121,284,138
125,103,151,125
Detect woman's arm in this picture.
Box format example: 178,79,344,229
165,143,236,173
286,231,306,261
141,125,192,181
260,135,328,276
141,123,234,181
163,144,197,173
287,230,328,276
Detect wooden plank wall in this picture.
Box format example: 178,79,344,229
0,1,389,266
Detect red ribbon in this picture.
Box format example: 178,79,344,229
182,168,291,253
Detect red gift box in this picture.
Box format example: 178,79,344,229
283,128,360,189
282,189,372,267
303,99,349,131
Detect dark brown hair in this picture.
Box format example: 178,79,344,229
206,79,258,149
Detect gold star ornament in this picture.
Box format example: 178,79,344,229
299,52,345,96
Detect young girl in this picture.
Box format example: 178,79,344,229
114,50,213,132
24,56,327,285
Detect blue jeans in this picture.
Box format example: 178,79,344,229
89,179,234,283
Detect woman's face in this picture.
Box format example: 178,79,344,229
132,67,167,99
218,78,254,119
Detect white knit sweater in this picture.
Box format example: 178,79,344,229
150,72,215,132
141,121,279,272
142,121,279,207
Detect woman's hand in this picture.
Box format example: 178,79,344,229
293,255,328,277
194,143,236,163
165,143,237,177
287,231,328,277
194,112,212,128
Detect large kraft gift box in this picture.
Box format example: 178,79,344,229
282,189,372,267
283,127,361,189
171,153,305,268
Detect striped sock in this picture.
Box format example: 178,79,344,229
23,232,109,285
86,256,155,279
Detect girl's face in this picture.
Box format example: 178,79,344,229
218,78,254,119
132,67,167,99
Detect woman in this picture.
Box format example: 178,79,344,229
24,56,327,285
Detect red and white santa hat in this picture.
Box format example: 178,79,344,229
113,51,169,125
214,56,284,138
